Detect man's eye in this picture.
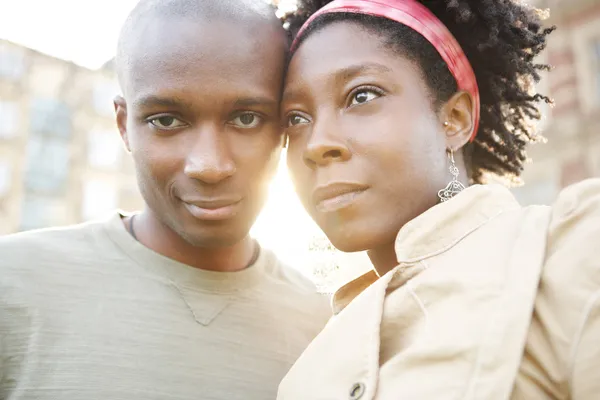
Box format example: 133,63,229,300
230,113,262,129
350,89,381,106
287,114,310,127
148,116,187,130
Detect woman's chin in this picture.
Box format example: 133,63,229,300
325,230,371,253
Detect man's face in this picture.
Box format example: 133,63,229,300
115,18,286,247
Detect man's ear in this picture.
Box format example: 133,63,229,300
114,95,131,152
439,90,474,150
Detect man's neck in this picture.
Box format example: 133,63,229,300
126,210,257,272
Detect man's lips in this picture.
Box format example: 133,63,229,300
180,197,243,221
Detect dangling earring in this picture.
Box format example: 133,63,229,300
437,148,465,202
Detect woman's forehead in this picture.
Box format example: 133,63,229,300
286,23,421,90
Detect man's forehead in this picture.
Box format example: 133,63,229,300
126,67,284,107
134,18,275,53
127,21,283,76
116,0,286,96
117,0,281,54
119,28,286,102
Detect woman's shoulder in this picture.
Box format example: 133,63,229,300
545,178,600,278
549,178,600,229
521,179,600,398
539,178,600,301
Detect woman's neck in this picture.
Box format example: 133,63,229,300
367,241,399,277
367,187,473,276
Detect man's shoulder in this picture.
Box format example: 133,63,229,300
263,252,320,293
0,218,111,274
260,250,332,322
1,220,102,249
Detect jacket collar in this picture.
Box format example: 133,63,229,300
332,184,521,314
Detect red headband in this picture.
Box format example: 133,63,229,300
291,0,480,141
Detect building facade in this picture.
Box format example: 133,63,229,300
513,0,600,204
0,39,143,235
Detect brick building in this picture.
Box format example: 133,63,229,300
513,0,600,204
0,39,143,235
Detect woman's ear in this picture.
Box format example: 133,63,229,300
439,90,474,150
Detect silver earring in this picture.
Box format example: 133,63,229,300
437,149,465,202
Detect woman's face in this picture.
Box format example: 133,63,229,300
283,21,454,252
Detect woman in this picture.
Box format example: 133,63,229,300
278,0,600,399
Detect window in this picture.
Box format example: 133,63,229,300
19,195,67,231
25,98,72,194
0,160,12,197
24,136,70,193
82,180,117,220
87,130,122,169
0,101,19,139
0,44,25,80
30,98,72,139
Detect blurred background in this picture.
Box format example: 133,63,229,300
0,0,598,289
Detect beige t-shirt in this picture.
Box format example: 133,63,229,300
0,213,331,400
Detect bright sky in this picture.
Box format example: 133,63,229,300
0,0,297,69
0,0,138,69
0,0,372,280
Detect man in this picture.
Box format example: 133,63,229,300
0,1,330,399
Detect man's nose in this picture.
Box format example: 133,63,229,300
183,124,236,184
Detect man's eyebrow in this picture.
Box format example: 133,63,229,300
133,95,278,111
133,95,193,109
233,97,278,109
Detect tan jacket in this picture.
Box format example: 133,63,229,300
278,179,600,400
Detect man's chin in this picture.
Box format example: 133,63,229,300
177,221,252,249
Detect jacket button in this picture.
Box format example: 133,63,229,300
349,382,365,399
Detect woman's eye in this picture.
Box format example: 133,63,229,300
287,114,310,127
230,113,262,129
148,116,187,130
350,89,381,106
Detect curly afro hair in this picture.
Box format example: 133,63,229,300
282,0,555,184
